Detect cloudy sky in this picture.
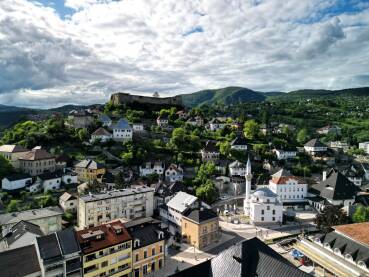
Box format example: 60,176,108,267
1,0,369,108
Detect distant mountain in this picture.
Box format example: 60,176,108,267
269,87,369,101
0,104,30,112
181,87,266,107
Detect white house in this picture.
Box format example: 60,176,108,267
361,163,369,181
112,118,133,142
98,114,112,127
229,160,246,176
230,136,248,151
186,116,204,127
273,147,297,160
268,169,307,203
61,169,78,185
249,188,283,225
208,118,227,131
2,174,32,191
316,125,341,135
201,141,220,162
132,123,144,132
36,172,62,192
304,139,328,155
139,161,165,177
157,115,169,127
165,164,183,183
59,192,78,213
90,127,112,143
359,142,369,154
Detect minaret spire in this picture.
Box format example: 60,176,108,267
244,155,252,215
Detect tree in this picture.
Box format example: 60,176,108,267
78,128,89,142
297,128,308,144
243,120,260,140
0,155,13,180
195,180,218,204
6,200,19,212
194,162,216,186
114,171,127,189
352,205,369,223
217,141,231,156
315,205,348,233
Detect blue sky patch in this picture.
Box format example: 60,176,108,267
183,26,204,36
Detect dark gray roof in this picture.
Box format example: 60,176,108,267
38,171,62,180
1,220,44,246
311,169,361,200
0,245,41,277
203,140,219,152
183,208,218,223
36,233,62,261
126,222,166,250
56,228,80,255
316,231,369,266
170,237,310,277
3,173,32,181
231,136,247,146
304,138,326,148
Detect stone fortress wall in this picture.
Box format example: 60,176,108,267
110,92,183,107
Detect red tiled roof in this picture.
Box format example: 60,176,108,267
271,176,305,185
76,221,131,254
334,222,369,247
19,149,54,161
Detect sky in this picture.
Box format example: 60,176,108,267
1,0,369,108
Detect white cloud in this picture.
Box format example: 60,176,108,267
0,0,369,107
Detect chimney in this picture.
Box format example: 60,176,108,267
322,171,327,181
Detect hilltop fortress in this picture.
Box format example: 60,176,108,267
110,92,183,107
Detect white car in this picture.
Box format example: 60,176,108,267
220,195,229,200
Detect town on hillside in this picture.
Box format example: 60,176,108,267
0,92,369,277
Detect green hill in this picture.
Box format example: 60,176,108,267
181,87,266,107
269,87,369,101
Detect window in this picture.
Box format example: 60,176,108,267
261,210,264,215
151,262,155,272
144,250,147,258
152,248,156,256
135,254,139,262
143,265,148,275
272,210,275,215
159,245,163,253
101,261,108,267
261,217,264,221
267,206,270,210
111,257,117,264
159,259,163,269
272,217,275,221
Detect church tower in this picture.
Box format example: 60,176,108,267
244,156,252,215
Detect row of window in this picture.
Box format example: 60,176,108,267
134,245,163,261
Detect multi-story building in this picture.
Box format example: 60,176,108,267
230,136,248,151
69,110,94,129
273,147,297,160
229,160,246,177
18,147,56,176
76,221,132,277
181,207,219,250
98,114,112,127
59,192,78,213
90,127,112,143
78,187,155,228
201,141,220,162
208,118,227,131
74,159,106,183
35,228,82,277
316,125,341,135
112,118,133,142
0,144,29,168
139,161,165,177
268,169,308,204
125,218,166,277
304,139,327,155
156,115,169,127
0,206,63,236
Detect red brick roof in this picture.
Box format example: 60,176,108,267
76,221,131,254
270,169,305,185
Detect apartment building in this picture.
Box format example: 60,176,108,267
76,221,132,277
19,147,56,176
78,187,155,228
125,218,166,277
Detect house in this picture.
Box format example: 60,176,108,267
156,115,169,127
230,136,248,151
259,123,272,135
125,218,166,277
329,141,350,152
18,147,56,176
0,220,44,252
154,181,186,208
359,142,369,154
55,154,72,169
215,160,228,175
36,171,62,192
77,187,155,228
0,206,63,236
0,144,29,168
304,139,327,155
1,173,32,191
176,110,188,119
90,127,112,143
61,168,78,185
308,169,361,213
112,118,133,142
74,159,106,182
139,161,165,177
229,160,246,176
35,228,82,277
273,147,297,160
0,245,42,277
275,123,296,133
165,164,183,183
170,237,310,277
208,118,226,131
59,192,78,213
269,169,308,204
132,123,144,132
181,207,220,250
249,188,283,225
186,116,204,127
69,110,94,128
316,125,341,135
98,114,112,127
201,141,220,162
342,165,364,187
294,223,369,277
76,221,132,277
